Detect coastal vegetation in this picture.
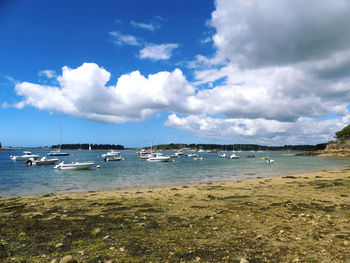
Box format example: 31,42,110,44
51,144,124,150
148,143,327,152
325,125,350,153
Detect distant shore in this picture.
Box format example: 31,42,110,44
1,168,350,262
295,150,350,158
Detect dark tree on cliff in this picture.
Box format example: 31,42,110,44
335,125,350,141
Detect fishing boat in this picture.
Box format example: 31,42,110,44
54,161,94,170
26,157,58,166
146,153,171,162
10,151,39,161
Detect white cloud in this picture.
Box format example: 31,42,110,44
139,43,179,60
9,0,350,145
38,70,56,79
130,21,160,31
210,0,350,68
165,113,349,145
109,31,141,46
13,63,195,123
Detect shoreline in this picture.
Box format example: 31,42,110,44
1,168,350,262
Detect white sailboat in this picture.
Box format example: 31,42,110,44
48,126,69,156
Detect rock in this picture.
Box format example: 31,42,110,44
55,243,64,248
240,258,249,263
50,259,57,263
119,247,125,252
59,255,77,263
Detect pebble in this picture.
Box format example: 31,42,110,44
55,243,64,248
59,255,77,263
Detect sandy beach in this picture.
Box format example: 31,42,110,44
1,168,350,262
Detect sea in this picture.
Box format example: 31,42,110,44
1,149,349,197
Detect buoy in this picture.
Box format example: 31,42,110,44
96,165,101,168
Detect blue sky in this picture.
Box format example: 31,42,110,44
1,0,350,147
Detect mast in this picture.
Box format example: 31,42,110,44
59,125,62,152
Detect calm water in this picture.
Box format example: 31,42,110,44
1,149,349,196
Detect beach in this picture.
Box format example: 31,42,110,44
1,168,350,262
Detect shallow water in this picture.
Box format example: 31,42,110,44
1,149,349,196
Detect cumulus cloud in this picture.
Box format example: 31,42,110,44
13,63,195,123
165,113,350,145
210,0,350,68
180,0,350,142
9,0,350,144
109,31,141,46
139,43,179,60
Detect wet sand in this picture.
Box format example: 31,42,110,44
1,168,350,262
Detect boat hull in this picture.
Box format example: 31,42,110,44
11,155,39,161
27,158,58,166
48,152,69,156
146,157,170,162
104,157,123,161
55,162,94,170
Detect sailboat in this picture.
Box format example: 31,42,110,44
48,126,69,156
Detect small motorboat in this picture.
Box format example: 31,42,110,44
104,156,124,161
26,157,58,166
228,153,240,159
54,161,94,170
10,151,39,161
101,150,121,158
218,153,227,158
48,149,69,156
266,158,275,164
193,156,203,160
102,150,124,161
187,152,197,157
146,153,171,162
138,151,156,159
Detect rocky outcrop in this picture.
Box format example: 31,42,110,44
325,139,350,152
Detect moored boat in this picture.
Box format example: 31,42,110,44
146,153,171,162
101,150,120,158
228,153,240,159
54,161,94,170
48,149,69,156
10,151,39,161
26,157,58,166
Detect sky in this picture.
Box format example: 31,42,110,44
1,0,350,148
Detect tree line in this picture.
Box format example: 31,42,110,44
52,144,124,150
146,143,327,151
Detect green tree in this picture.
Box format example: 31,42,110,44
335,125,350,141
